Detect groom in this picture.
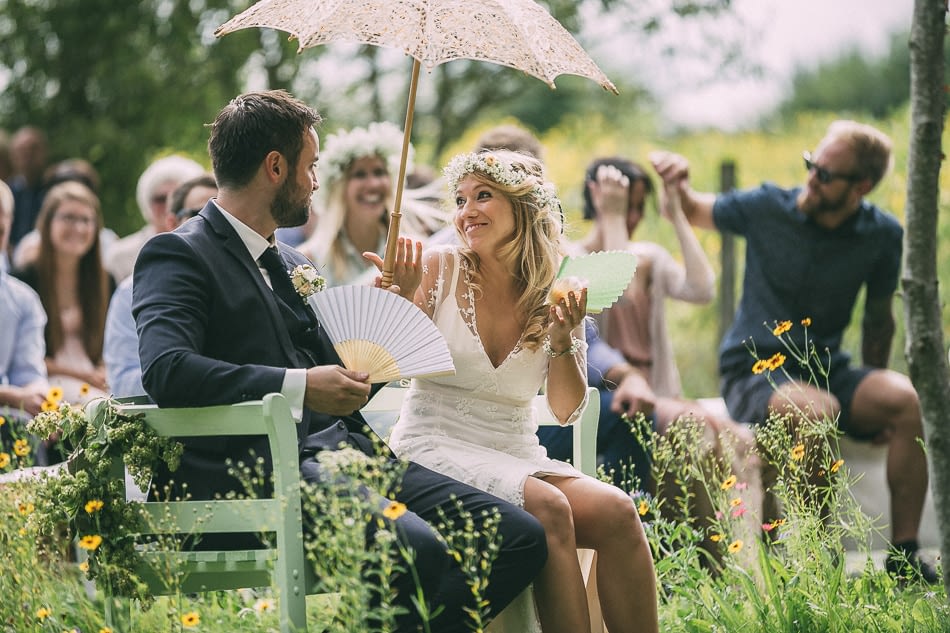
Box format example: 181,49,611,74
132,90,546,632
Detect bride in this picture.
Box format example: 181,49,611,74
376,149,659,633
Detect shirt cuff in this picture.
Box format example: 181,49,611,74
282,368,307,422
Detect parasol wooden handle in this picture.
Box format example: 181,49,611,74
381,58,421,289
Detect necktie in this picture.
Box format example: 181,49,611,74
259,246,313,327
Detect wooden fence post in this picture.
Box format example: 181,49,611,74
718,161,737,344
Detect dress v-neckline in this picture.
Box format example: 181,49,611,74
461,268,523,371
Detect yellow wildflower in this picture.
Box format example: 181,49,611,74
766,352,786,371
772,320,792,336
47,386,64,403
99,628,114,633
751,359,769,375
181,612,200,628
84,499,105,514
0,452,10,469
13,438,30,457
729,497,743,508
0,415,5,426
382,501,407,521
720,475,737,491
638,499,649,516
78,535,103,551
36,607,52,620
801,317,812,327
18,502,34,515
41,399,55,412
79,561,90,573
709,533,723,543
791,444,805,461
830,458,845,473
728,539,744,554
79,383,90,397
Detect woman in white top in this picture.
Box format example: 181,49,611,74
298,122,445,286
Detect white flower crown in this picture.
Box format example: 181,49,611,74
443,152,560,214
320,121,412,185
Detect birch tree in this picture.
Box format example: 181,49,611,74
903,0,949,593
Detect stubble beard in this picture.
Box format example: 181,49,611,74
271,176,311,228
797,185,849,217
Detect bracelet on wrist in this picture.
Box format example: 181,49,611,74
542,335,582,358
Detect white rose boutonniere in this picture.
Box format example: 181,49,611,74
290,264,326,299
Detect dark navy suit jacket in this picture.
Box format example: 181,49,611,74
132,202,370,501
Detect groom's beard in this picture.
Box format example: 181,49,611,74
272,176,311,228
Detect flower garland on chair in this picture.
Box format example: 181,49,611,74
26,399,183,603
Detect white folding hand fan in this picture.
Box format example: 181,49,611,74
309,285,456,383
555,251,638,313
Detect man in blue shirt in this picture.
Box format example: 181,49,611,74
652,120,935,583
0,180,49,453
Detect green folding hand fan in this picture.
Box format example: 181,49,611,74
554,251,638,313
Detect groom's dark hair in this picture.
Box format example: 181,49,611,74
208,90,322,189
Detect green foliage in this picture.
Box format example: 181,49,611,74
776,31,950,123
0,0,298,235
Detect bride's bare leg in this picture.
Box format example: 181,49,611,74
523,476,591,633
551,475,659,633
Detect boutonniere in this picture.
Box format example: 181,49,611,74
290,264,326,299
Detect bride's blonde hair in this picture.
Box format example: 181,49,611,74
447,149,563,349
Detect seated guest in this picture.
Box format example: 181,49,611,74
297,122,445,285
104,174,217,397
12,157,118,271
13,181,112,410
538,157,756,563
105,154,204,282
0,180,49,453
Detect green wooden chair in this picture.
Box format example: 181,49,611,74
89,393,314,633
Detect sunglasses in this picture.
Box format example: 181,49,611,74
802,151,862,185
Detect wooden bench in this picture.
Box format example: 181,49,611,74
93,385,600,633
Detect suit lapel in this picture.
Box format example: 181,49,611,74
201,205,303,364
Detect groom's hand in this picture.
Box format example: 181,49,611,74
304,366,371,415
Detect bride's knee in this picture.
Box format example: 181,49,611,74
525,485,576,546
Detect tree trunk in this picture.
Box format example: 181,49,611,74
904,0,949,595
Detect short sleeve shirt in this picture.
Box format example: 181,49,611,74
713,183,903,374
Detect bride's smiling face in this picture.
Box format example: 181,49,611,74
454,175,515,254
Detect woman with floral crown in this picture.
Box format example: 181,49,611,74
380,149,659,633
297,121,446,286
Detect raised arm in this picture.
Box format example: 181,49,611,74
655,180,715,303
650,151,718,231
587,164,634,251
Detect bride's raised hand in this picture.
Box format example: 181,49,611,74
364,236,423,301
547,287,588,351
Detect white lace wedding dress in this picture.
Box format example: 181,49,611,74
389,246,589,633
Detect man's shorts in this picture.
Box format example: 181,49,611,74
720,352,873,439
